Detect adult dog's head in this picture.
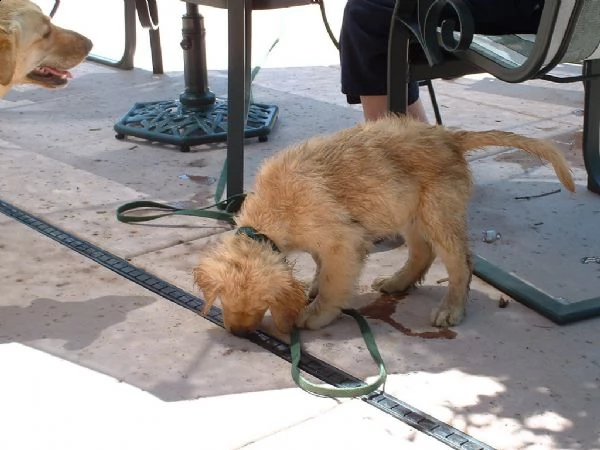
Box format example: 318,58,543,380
194,233,307,336
0,0,93,97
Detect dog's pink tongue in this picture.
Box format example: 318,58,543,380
39,67,73,78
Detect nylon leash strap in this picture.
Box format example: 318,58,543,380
291,309,387,397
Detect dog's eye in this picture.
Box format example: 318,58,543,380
42,28,52,39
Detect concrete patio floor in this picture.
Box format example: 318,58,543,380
1,1,599,449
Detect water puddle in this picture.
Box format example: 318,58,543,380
187,175,216,185
359,294,457,340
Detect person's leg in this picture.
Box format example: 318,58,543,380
341,0,544,123
359,95,388,121
361,95,429,122
340,0,431,122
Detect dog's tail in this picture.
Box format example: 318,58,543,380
451,129,576,192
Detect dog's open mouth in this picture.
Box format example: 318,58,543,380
26,66,73,87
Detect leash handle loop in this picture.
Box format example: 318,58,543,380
116,199,237,225
291,309,387,398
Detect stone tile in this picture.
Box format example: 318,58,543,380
0,343,338,450
242,400,451,450
0,221,297,401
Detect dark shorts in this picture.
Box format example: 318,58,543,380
340,0,544,105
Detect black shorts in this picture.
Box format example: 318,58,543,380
340,0,544,105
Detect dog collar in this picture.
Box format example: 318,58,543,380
236,226,280,253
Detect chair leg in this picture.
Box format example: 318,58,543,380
149,28,164,75
387,17,410,114
49,0,60,17
87,0,136,70
583,60,600,195
420,80,443,125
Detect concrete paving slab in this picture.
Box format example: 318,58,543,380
0,221,305,400
0,148,229,258
271,249,600,450
469,159,600,301
242,399,450,450
128,228,600,450
0,343,339,450
2,2,600,448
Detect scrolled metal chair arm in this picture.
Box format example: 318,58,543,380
393,0,475,66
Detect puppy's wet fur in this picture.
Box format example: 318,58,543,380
194,115,575,335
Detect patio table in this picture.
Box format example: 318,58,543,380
113,1,316,210
184,1,317,207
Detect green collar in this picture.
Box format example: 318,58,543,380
236,226,280,253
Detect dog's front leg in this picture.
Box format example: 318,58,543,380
296,243,366,330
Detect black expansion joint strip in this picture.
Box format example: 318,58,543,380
0,197,495,450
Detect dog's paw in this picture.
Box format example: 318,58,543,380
430,304,465,327
371,275,412,294
296,302,341,330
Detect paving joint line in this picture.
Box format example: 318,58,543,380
0,197,495,450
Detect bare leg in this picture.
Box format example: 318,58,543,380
360,95,429,123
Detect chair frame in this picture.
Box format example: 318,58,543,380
386,0,600,324
388,0,600,195
51,0,163,74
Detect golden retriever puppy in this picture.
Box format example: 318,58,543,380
0,0,92,98
194,115,575,336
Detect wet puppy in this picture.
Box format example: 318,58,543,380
194,115,575,335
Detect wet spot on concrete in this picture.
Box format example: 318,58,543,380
187,159,207,168
495,150,543,170
188,175,216,185
359,294,457,340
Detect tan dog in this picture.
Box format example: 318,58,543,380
194,116,575,336
0,0,92,98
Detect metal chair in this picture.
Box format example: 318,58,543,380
386,0,600,325
388,0,600,194
50,0,163,74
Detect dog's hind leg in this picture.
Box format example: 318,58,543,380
297,234,368,330
422,213,472,327
372,222,435,294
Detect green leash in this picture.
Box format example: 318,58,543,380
115,195,388,397
116,196,388,397
116,197,241,225
290,309,387,398
116,159,244,225
116,158,386,399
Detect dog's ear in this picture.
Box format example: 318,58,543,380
0,28,16,86
268,278,308,334
193,262,222,314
